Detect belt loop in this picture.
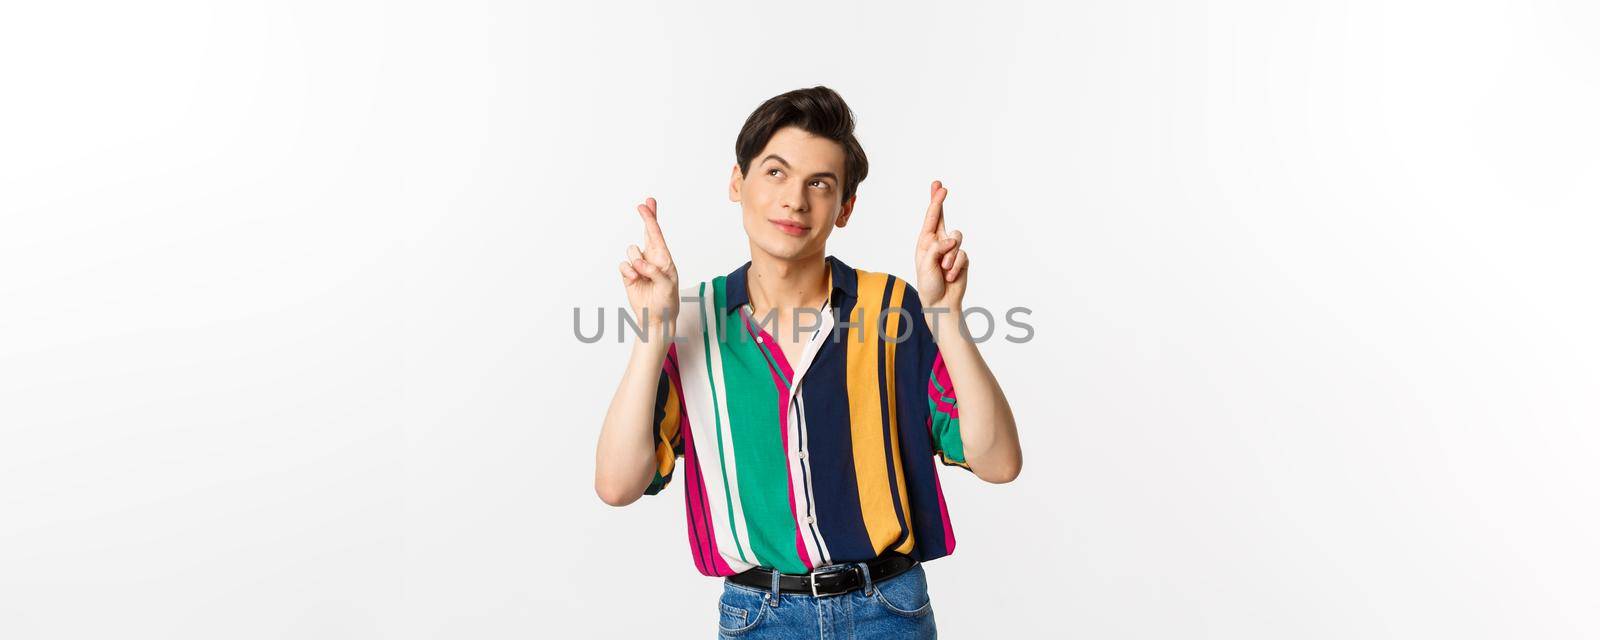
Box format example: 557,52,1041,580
856,561,874,596
768,569,781,607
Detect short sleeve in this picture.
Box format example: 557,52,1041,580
926,349,969,470
902,286,971,473
642,343,686,495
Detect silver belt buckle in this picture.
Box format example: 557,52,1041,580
808,565,852,598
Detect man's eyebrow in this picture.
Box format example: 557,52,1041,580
759,154,839,182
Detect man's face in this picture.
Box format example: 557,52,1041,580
729,126,856,261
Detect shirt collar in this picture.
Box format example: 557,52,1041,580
725,254,857,313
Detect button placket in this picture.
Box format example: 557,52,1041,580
784,302,833,537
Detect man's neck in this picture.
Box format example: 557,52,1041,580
746,250,830,318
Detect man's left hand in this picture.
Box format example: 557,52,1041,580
914,179,968,312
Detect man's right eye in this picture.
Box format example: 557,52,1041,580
767,168,783,177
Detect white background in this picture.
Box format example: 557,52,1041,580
3,1,1598,638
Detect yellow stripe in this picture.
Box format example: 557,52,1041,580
655,379,680,476
848,271,899,553
939,453,971,469
884,279,917,555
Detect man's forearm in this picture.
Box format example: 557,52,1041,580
594,330,671,506
927,306,1022,483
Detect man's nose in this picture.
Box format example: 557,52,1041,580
782,184,808,212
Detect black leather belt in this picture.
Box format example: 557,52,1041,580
726,553,917,597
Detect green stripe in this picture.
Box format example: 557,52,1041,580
929,389,965,463
928,361,963,461
702,280,747,562
645,468,671,493
716,278,804,574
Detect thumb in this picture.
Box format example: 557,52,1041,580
922,236,957,273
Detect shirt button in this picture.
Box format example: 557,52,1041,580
797,451,807,460
805,515,815,524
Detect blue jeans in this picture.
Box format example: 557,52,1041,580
716,562,937,639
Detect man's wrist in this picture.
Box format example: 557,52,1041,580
631,318,676,351
923,303,965,344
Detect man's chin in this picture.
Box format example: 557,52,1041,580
751,237,816,261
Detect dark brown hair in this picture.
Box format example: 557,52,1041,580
735,86,869,205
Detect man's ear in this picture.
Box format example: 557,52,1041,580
728,164,743,202
835,195,857,227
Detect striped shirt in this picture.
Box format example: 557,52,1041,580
645,254,968,577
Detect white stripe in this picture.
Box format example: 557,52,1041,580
794,392,832,565
675,283,755,573
789,300,836,565
704,281,757,564
786,393,821,567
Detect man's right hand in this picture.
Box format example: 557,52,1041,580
618,196,680,337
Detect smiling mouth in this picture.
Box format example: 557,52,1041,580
770,219,810,236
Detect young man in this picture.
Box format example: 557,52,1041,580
595,86,1022,638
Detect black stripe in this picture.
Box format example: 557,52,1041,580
877,276,912,551
805,295,874,560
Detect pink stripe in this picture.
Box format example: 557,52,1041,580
670,343,736,577
929,443,958,555
665,345,708,575
929,352,959,418
681,432,707,573
682,406,735,576
746,310,795,381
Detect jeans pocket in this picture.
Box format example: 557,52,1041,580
717,584,770,636
872,564,933,618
